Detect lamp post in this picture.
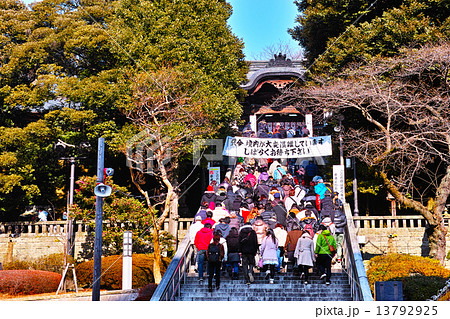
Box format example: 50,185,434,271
54,140,90,256
122,231,133,290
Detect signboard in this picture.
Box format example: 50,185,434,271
209,167,220,185
333,164,346,203
222,136,332,159
305,114,313,136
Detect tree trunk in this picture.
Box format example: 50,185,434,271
168,193,179,242
151,216,162,284
380,172,447,263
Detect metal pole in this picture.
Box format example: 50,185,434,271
69,158,75,206
92,138,105,301
353,157,359,216
67,158,75,256
339,119,344,166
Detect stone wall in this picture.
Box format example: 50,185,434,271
0,221,90,265
1,216,449,266
0,218,192,265
353,215,450,260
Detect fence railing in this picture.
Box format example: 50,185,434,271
352,215,450,229
0,220,91,235
0,218,195,237
342,204,374,301
150,228,194,301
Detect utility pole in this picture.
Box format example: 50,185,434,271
353,157,359,216
92,138,105,301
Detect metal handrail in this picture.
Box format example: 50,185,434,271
152,204,374,301
342,203,373,301
151,228,194,301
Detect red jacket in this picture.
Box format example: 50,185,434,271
194,227,213,250
202,217,216,227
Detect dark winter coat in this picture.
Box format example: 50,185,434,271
320,195,335,221
200,191,216,206
226,229,241,263
273,202,288,227
286,215,300,233
333,209,347,234
260,209,276,226
238,225,258,255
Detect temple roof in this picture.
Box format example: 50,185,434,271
241,53,306,92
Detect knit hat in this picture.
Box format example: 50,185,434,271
207,185,214,192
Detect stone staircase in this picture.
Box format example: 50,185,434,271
175,269,352,301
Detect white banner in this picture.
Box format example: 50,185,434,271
222,136,332,159
333,164,346,203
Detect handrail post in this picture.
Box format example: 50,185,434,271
344,204,374,301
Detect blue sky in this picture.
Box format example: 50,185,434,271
22,0,301,60
227,0,301,59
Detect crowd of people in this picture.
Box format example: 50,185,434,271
190,156,347,292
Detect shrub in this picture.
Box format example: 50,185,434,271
2,260,33,270
75,253,171,290
367,253,450,300
0,270,62,295
2,253,76,274
134,283,158,301
391,275,448,301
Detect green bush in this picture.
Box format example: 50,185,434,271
367,253,450,300
0,270,62,295
392,275,448,301
75,253,171,290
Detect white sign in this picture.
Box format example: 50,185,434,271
222,136,332,159
333,165,346,203
209,167,220,185
305,114,313,136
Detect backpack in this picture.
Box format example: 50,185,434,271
207,243,221,262
303,223,314,238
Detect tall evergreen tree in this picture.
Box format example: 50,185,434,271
289,0,450,75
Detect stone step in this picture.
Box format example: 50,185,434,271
182,281,349,288
181,284,350,294
177,294,353,301
177,267,352,301
184,278,349,285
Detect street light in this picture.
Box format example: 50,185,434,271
54,140,90,256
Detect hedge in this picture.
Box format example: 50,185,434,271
366,253,450,300
0,270,62,295
75,253,171,290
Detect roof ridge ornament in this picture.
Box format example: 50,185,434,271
266,53,293,68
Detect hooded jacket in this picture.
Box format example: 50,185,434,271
314,229,336,255
200,191,216,206
214,222,230,239
194,227,214,251
239,225,258,255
